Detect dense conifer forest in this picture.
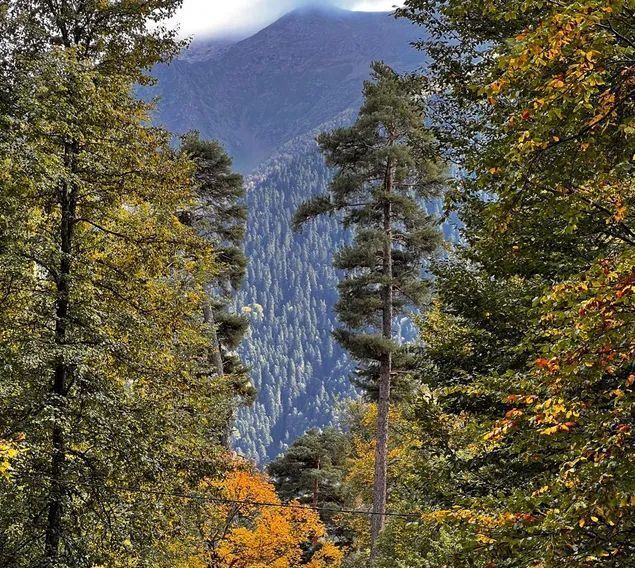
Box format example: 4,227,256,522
0,0,632,566
234,123,356,462
146,8,431,461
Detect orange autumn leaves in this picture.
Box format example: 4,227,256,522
186,460,343,568
488,252,635,444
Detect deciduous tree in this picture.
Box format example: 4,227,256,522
186,460,343,568
0,1,235,564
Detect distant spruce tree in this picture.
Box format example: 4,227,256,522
294,62,446,551
268,428,350,530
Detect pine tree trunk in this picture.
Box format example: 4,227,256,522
186,208,229,445
45,141,78,560
312,462,320,507
203,296,224,377
371,160,394,555
312,458,320,546
203,294,232,447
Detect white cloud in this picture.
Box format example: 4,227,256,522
349,1,401,9
173,0,404,39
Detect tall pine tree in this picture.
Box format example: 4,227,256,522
294,62,445,551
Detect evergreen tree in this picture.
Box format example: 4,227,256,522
346,1,635,565
179,132,255,442
268,428,350,532
294,62,445,551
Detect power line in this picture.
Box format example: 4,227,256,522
115,486,422,519
25,469,424,519
33,474,422,519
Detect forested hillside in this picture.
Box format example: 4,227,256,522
1,0,632,566
233,114,455,462
265,1,634,564
149,7,429,462
233,117,355,461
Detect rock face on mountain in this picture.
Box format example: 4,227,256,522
149,6,428,462
149,6,424,171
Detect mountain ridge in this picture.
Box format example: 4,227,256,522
148,7,425,171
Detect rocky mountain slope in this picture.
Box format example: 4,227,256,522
149,5,425,171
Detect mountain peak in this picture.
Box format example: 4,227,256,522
282,2,393,21
148,0,425,462
152,5,421,171
289,2,348,15
274,3,355,26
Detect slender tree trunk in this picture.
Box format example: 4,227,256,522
371,160,394,555
203,285,233,447
45,141,78,561
312,457,321,506
311,458,320,546
203,296,224,377
312,477,319,507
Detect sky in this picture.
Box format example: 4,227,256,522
173,0,405,39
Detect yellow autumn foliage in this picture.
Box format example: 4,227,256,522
184,460,342,568
0,440,18,480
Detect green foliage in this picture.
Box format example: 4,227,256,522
179,132,254,406
295,61,445,395
397,0,634,253
268,428,351,531
147,10,447,463
349,0,635,566
180,132,247,289
232,133,356,462
0,2,239,565
2,0,632,565
293,62,446,551
2,0,185,83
